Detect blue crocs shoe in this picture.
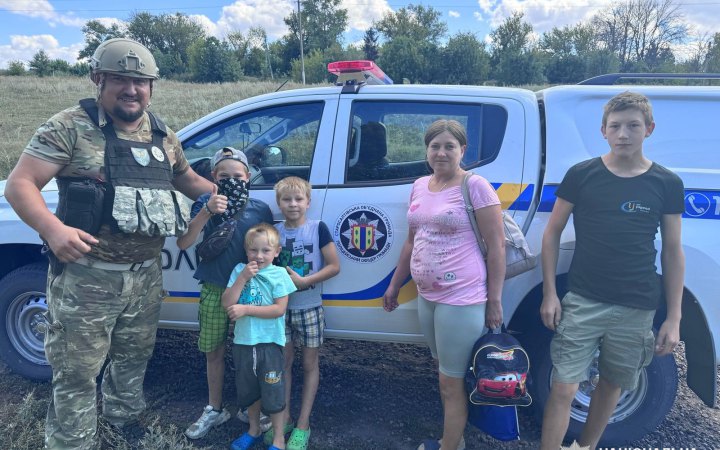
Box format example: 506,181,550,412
230,432,262,450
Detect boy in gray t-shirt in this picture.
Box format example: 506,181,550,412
270,177,340,450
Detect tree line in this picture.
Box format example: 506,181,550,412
6,0,720,85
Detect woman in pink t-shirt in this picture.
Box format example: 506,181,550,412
383,120,506,450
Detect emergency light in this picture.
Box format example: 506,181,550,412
327,60,393,86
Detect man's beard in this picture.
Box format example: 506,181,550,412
111,104,145,123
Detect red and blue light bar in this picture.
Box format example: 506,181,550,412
327,60,393,85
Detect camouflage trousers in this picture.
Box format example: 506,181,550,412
43,258,164,450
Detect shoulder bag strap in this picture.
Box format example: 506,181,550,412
461,172,489,258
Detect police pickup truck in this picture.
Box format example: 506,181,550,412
0,62,717,445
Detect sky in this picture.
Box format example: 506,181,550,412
1,0,719,69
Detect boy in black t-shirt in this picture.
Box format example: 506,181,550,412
539,92,685,450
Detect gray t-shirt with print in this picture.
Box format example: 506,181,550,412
275,220,333,310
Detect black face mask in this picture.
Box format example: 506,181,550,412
217,177,250,220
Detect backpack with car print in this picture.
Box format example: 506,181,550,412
465,327,532,407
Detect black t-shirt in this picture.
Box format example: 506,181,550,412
556,157,684,310
192,196,274,287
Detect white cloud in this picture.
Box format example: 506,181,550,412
0,34,82,69
448,10,460,19
342,0,392,32
200,0,391,44
0,0,85,27
668,5,719,61
682,7,718,38
476,0,611,33
474,0,715,57
190,14,219,38
92,17,127,30
215,0,294,40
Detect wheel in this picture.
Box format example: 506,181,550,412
0,263,52,381
528,334,678,446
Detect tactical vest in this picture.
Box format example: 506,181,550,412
55,99,189,237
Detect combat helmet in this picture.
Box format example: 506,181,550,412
91,38,159,79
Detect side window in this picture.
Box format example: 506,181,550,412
183,102,324,186
346,101,508,183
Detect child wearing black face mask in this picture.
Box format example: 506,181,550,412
178,147,274,440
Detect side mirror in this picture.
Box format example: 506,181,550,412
263,146,287,166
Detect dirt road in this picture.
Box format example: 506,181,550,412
1,331,717,449
148,331,718,450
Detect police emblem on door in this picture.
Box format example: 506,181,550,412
350,216,379,254
334,205,393,264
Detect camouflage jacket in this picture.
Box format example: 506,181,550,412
24,104,190,263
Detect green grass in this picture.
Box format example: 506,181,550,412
0,76,311,179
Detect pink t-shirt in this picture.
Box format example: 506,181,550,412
408,174,500,305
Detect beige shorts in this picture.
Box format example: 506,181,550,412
550,291,655,390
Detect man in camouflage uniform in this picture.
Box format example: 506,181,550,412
5,38,213,449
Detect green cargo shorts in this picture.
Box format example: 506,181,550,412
550,291,655,391
198,282,230,352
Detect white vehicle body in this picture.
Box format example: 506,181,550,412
1,72,717,446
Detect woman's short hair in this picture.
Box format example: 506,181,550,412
424,119,468,147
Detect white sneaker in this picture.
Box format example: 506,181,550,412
236,408,272,432
184,405,231,439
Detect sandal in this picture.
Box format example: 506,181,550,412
230,432,262,450
416,436,466,450
287,427,311,450
417,440,441,450
263,421,294,446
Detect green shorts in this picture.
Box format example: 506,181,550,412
197,282,230,353
550,291,655,391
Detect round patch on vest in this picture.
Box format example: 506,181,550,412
151,146,165,162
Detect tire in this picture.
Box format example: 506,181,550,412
0,263,52,381
528,334,678,446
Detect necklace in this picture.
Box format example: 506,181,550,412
431,175,450,192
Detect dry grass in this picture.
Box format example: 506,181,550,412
0,392,206,450
0,76,311,179
0,370,209,450
0,390,46,450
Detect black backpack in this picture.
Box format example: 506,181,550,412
465,328,532,407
